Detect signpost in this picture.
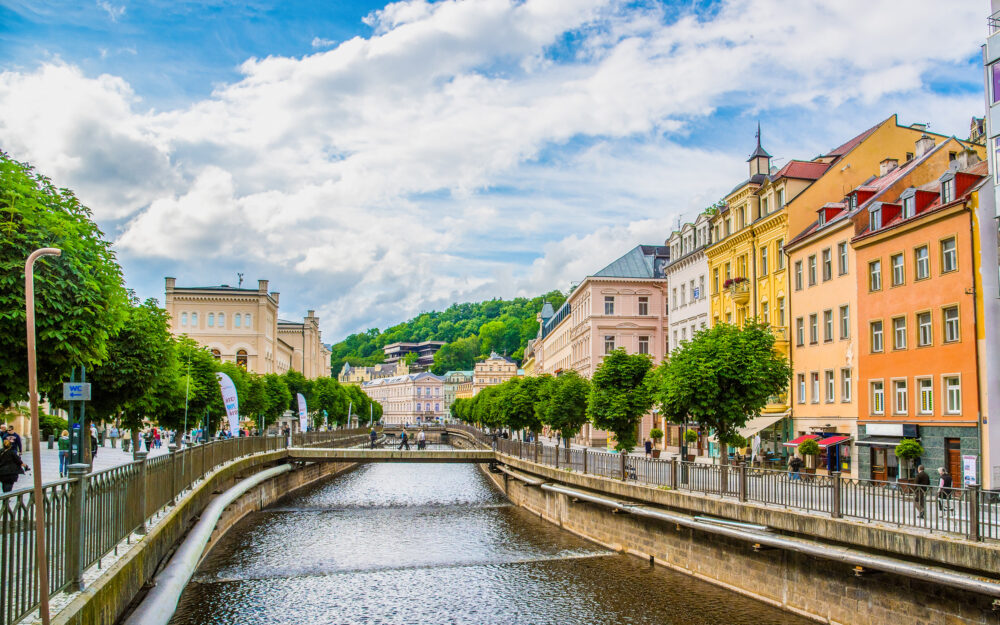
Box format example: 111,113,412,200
65,368,90,465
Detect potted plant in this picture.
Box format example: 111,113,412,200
649,428,663,458
683,429,698,461
797,438,820,474
894,438,924,482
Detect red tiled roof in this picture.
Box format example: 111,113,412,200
771,160,829,181
966,160,989,176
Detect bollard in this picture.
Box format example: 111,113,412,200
670,457,678,489
66,463,90,591
168,444,178,503
966,484,981,542
738,463,748,502
620,453,627,481
831,471,842,518
583,447,588,474
135,451,148,535
534,441,539,464
555,444,560,468
48,434,55,449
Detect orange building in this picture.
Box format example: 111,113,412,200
852,150,986,482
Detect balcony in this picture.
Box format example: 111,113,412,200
725,279,750,306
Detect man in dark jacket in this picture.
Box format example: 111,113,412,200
5,425,22,454
0,437,29,493
936,467,954,514
914,465,930,519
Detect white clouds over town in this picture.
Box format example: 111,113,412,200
0,0,985,339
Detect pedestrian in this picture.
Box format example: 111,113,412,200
109,424,120,448
90,428,99,460
644,438,652,458
788,455,803,481
914,464,930,519
937,467,953,514
153,427,161,448
418,429,426,450
58,429,70,478
5,425,22,455
369,428,377,449
398,429,410,450
143,429,153,452
0,437,29,493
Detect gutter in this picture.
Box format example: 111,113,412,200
540,482,1000,598
123,464,294,625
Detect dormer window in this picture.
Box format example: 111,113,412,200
870,206,882,231
940,176,955,203
818,210,826,226
900,189,916,219
848,194,857,211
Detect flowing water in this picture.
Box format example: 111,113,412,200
170,458,811,625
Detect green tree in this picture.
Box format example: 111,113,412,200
282,370,313,412
262,373,292,431
164,337,221,434
0,152,128,406
242,374,269,431
313,377,348,428
431,335,479,374
472,385,503,429
402,351,419,367
497,377,543,437
587,348,654,453
651,322,791,454
539,371,590,447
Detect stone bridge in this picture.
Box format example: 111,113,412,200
286,447,496,463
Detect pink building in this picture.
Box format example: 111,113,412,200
533,245,670,447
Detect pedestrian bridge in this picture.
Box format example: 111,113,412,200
286,447,497,463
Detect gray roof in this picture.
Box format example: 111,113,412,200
591,245,670,279
540,301,555,319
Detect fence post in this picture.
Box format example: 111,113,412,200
534,440,539,464
620,453,626,481
135,451,148,535
966,484,981,541
738,463,748,502
168,444,178,503
66,463,89,591
583,447,588,474
670,457,677,489
831,471,842,518
554,443,559,468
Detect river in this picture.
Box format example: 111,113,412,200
170,457,812,625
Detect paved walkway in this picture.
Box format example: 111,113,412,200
9,441,170,491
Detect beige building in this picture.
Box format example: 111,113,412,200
473,353,519,395
442,370,473,411
164,277,330,378
338,361,409,386
362,372,447,425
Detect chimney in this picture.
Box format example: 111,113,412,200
955,147,981,171
165,277,176,292
270,291,279,305
914,134,935,157
258,279,268,293
307,309,315,318
879,158,898,177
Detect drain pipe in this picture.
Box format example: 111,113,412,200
124,464,294,625
540,483,1000,598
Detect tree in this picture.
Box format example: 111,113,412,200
313,377,348,428
539,372,590,447
212,362,249,433
652,322,790,465
472,386,503,429
0,152,129,406
587,348,654,453
241,374,269,432
261,374,291,431
497,377,543,437
402,351,419,367
164,337,221,434
282,370,312,412
431,335,479,374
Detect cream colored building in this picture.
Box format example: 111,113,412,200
164,277,330,378
338,361,409,386
473,353,519,395
362,372,447,425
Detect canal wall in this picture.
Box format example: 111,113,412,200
479,456,1000,625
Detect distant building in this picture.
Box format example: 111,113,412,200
442,370,473,411
383,341,447,370
362,372,447,425
338,361,409,386
164,277,330,378
473,352,519,395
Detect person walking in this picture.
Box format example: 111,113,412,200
398,429,410,451
369,428,377,449
418,429,426,450
937,467,954,514
143,429,154,453
58,429,71,478
914,465,930,519
644,439,652,458
90,428,99,460
0,437,29,493
109,424,120,448
788,455,803,481
5,425,23,455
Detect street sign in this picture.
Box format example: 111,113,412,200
62,382,92,401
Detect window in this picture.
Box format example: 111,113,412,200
941,238,957,273
435,403,440,412
777,297,785,326
760,197,768,216
638,336,649,355
870,321,883,353
822,249,832,281
837,242,848,275
245,313,251,329
918,378,933,414
839,305,850,339
871,381,885,415
776,239,785,269
870,207,882,231
236,349,248,369
825,370,835,403
902,194,915,219
739,207,746,229
638,296,649,316
681,328,687,341
917,312,932,346
869,260,882,291
915,246,929,280
698,276,705,299
191,312,198,327
604,335,615,353
797,374,806,403
893,380,908,414
234,313,241,328
672,289,677,310
892,317,907,350
604,296,615,315
945,376,961,414
713,268,720,294
822,310,833,342
725,262,731,280
217,312,225,328
211,349,221,360
777,188,785,208
941,178,954,203
795,317,804,346
760,247,768,275
810,372,820,403
943,306,959,342
673,330,678,348
208,313,215,327
181,312,188,326
794,261,803,290
760,301,769,324
841,368,852,402
680,284,686,306
809,314,818,344
808,255,817,286
890,254,904,286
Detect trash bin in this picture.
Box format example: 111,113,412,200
48,434,55,449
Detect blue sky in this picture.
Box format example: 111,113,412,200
0,0,988,341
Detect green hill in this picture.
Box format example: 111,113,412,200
330,290,566,376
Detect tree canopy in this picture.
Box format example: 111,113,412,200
587,349,654,453
537,371,590,445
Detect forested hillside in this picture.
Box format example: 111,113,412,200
330,290,566,376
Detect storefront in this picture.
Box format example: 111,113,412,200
782,433,853,475
855,423,918,481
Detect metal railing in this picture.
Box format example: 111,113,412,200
485,431,998,543
0,429,365,625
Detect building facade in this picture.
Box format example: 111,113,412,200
278,311,331,379
361,372,447,425
442,370,473,413
383,341,446,370
473,353,519,395
338,361,409,386
665,214,712,351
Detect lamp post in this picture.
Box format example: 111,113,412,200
25,247,61,625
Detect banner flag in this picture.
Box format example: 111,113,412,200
297,393,308,433
215,372,240,437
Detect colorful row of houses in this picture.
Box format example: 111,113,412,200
523,114,1000,488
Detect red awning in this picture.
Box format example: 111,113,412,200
817,435,852,448
782,434,820,448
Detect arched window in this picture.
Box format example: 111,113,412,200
181,312,188,326
208,313,215,327
211,349,221,360
234,314,241,328
217,312,225,328
245,313,252,329
191,312,198,327
236,349,248,369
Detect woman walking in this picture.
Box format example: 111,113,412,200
0,437,29,493
58,429,71,477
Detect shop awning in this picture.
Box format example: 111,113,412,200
855,435,918,447
737,414,787,439
817,435,851,448
782,434,820,448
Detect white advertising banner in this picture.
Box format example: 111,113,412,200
962,455,977,487
297,393,308,433
215,372,240,437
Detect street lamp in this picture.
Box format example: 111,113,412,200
25,247,61,625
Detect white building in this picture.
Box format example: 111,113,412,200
362,372,447,425
664,213,712,352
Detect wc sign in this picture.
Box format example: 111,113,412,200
62,382,92,401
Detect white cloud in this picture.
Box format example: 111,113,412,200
0,0,985,339
96,1,125,22
311,37,337,49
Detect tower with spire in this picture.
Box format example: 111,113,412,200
747,121,771,177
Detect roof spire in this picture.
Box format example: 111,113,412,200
756,120,761,149
747,121,772,163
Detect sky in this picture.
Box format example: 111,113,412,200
0,0,989,343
